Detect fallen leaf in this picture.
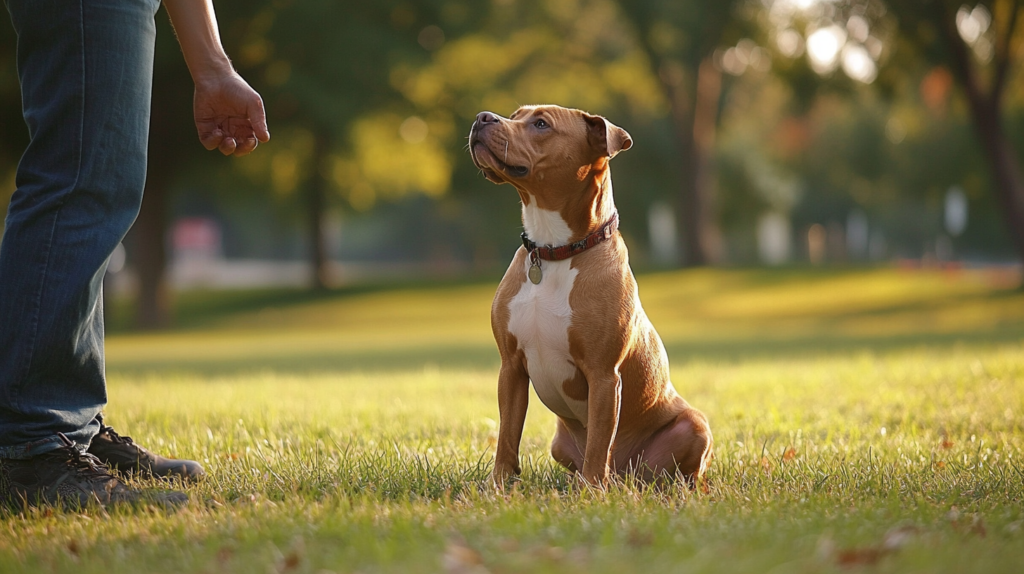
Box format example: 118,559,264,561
836,547,883,567
946,507,961,524
497,538,519,553
627,528,654,548
538,546,565,561
216,547,234,563
969,515,987,538
881,525,919,551
825,524,918,568
783,447,797,461
940,438,954,449
443,540,488,574
281,551,301,571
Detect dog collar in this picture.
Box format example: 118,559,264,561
521,212,619,284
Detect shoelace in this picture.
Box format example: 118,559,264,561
53,433,115,480
98,424,135,445
95,413,135,445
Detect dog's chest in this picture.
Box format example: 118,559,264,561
506,258,589,426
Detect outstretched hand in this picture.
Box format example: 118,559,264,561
193,72,270,157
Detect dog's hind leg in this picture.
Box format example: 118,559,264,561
637,409,713,485
550,417,585,472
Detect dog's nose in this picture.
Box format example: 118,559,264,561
476,111,500,125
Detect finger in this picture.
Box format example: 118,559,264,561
199,128,224,151
219,137,237,156
233,136,258,157
249,95,270,143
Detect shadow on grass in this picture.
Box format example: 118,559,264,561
106,328,1024,378
107,343,503,378
106,275,504,333
663,327,1024,362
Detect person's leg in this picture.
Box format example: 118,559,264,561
0,0,160,459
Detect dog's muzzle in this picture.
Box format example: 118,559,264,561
470,114,529,179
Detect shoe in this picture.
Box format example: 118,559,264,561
87,416,205,483
0,434,187,509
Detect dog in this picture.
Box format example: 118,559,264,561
469,105,713,487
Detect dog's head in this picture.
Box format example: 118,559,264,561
468,105,631,202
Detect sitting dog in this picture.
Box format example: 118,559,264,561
469,105,712,486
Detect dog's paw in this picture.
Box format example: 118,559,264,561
488,463,521,490
578,465,611,489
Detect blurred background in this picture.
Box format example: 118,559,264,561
1,0,1022,330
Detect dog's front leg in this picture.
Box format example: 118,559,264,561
581,371,622,486
491,360,530,486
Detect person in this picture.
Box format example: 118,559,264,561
0,0,269,508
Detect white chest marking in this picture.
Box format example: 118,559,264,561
509,203,589,426
521,198,571,246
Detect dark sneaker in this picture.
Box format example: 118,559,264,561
87,417,205,483
0,434,187,509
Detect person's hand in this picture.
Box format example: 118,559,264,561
193,72,270,157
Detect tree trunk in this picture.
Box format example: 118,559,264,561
691,56,724,264
939,8,1024,262
969,102,1024,262
128,9,193,329
132,182,170,328
307,133,330,290
665,55,722,267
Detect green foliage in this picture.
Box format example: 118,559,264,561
3,0,1024,261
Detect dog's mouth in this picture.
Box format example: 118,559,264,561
470,139,529,182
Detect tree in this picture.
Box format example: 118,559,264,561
128,0,430,325
126,7,208,328
614,0,744,266
228,0,434,289
387,0,674,259
883,0,1024,262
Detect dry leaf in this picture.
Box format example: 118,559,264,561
216,547,234,563
497,538,519,553
969,515,987,538
946,507,961,524
443,540,488,574
836,547,883,566
783,447,797,461
881,525,918,551
826,524,917,567
281,552,301,571
627,528,654,548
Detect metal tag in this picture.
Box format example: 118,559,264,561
528,263,542,284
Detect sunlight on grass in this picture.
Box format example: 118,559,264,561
104,268,1024,373
4,269,1024,573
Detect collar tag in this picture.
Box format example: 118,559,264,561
528,262,542,284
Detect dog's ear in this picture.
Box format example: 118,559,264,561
583,113,633,159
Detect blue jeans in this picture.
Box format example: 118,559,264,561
0,0,161,458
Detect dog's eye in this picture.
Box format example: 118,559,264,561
534,119,549,129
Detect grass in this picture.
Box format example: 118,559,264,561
3,267,1024,573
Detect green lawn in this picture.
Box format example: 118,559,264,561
3,268,1024,573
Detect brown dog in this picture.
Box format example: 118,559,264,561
469,105,712,486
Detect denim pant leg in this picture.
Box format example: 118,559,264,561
0,0,161,458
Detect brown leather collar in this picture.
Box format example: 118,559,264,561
521,212,619,261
